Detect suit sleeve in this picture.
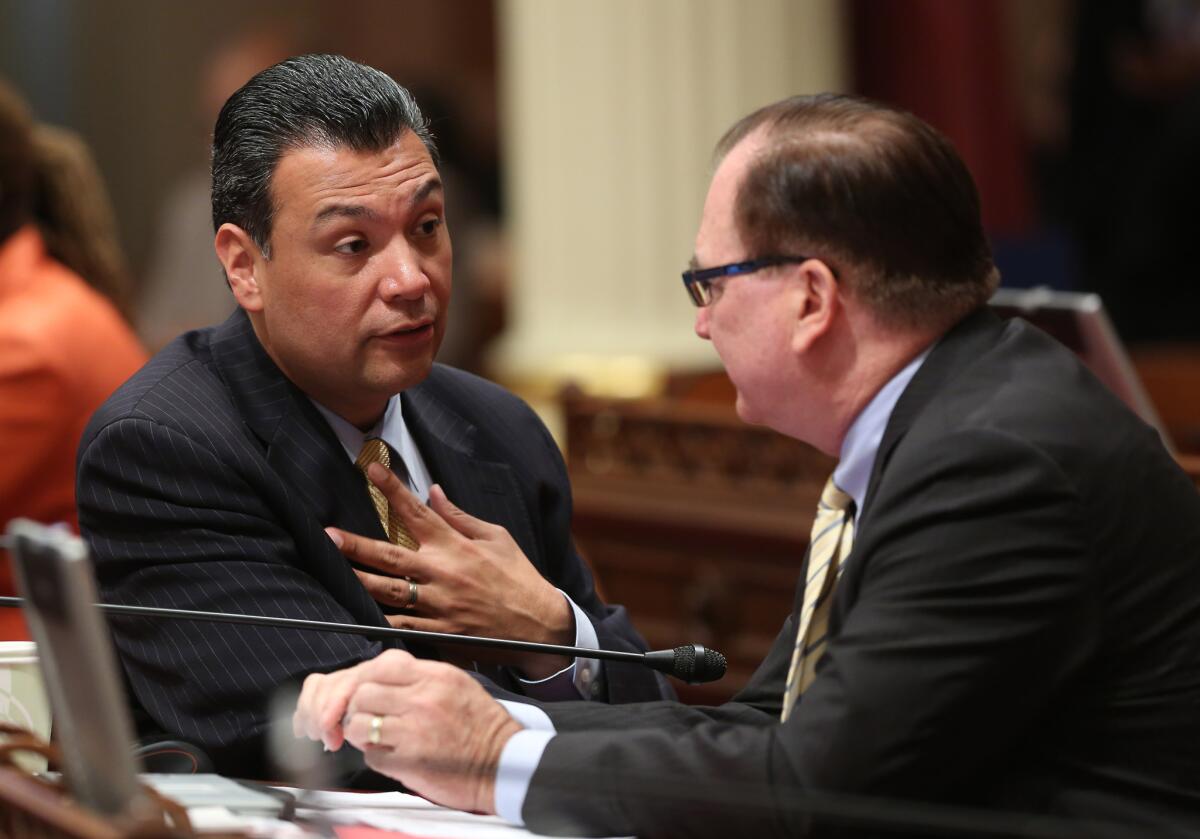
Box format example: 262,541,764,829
523,406,673,703
76,416,387,779
521,429,1097,837
531,611,791,735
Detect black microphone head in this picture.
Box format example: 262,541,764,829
673,644,727,684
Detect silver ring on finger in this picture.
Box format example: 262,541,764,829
407,579,419,609
368,714,384,746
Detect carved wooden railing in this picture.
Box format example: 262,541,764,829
563,387,833,704
564,376,1200,705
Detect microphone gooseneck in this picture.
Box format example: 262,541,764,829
0,597,727,684
641,644,727,683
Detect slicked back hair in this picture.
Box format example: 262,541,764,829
211,53,437,257
715,94,999,332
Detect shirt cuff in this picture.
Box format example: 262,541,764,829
515,591,603,700
494,729,555,826
496,698,556,731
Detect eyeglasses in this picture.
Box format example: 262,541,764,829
681,255,812,306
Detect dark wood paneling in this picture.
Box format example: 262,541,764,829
564,388,834,704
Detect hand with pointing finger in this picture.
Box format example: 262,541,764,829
326,462,574,680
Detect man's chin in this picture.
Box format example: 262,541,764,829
734,392,757,424
373,360,435,394
734,393,782,434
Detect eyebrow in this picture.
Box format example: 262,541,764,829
410,177,443,207
687,255,700,271
313,204,379,226
311,177,445,227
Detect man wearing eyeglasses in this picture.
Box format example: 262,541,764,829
294,94,1200,836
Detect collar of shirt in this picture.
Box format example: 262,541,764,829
309,395,434,502
832,346,931,522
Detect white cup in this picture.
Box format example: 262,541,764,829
0,641,52,772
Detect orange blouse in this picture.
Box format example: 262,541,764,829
0,226,147,638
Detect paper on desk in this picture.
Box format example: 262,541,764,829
186,806,309,838
277,788,623,839
333,828,435,839
277,789,435,810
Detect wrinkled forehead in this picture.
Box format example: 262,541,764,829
270,132,438,216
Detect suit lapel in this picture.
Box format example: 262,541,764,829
828,308,1008,621
209,310,385,542
208,314,534,552
857,307,1007,533
719,314,1004,628
400,374,539,684
208,318,536,666
401,375,540,564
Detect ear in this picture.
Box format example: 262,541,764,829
214,223,266,312
791,259,840,354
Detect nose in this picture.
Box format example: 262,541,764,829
694,305,711,340
378,243,430,303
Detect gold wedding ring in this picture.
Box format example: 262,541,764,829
368,714,384,746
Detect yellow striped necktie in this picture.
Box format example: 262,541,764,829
781,475,854,722
355,438,420,550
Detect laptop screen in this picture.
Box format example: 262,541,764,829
989,288,1172,451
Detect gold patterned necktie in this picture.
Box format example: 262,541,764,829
355,438,420,550
781,475,855,722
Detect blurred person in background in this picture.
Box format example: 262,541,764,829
137,29,293,352
1068,0,1200,343
0,79,146,638
406,86,507,374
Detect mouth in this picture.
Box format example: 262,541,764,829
375,320,435,346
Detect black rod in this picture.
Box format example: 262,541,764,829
0,595,647,663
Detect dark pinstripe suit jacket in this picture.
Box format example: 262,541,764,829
76,309,665,779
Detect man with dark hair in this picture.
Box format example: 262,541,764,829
295,93,1200,835
77,54,666,780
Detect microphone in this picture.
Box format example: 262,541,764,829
644,644,727,683
0,596,726,684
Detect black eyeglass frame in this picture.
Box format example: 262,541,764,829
681,255,814,306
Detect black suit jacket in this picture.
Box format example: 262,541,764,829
76,309,666,778
521,309,1200,837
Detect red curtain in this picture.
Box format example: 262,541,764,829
852,0,1033,235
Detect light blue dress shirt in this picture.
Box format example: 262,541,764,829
491,348,931,825
310,395,603,700
831,347,930,524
